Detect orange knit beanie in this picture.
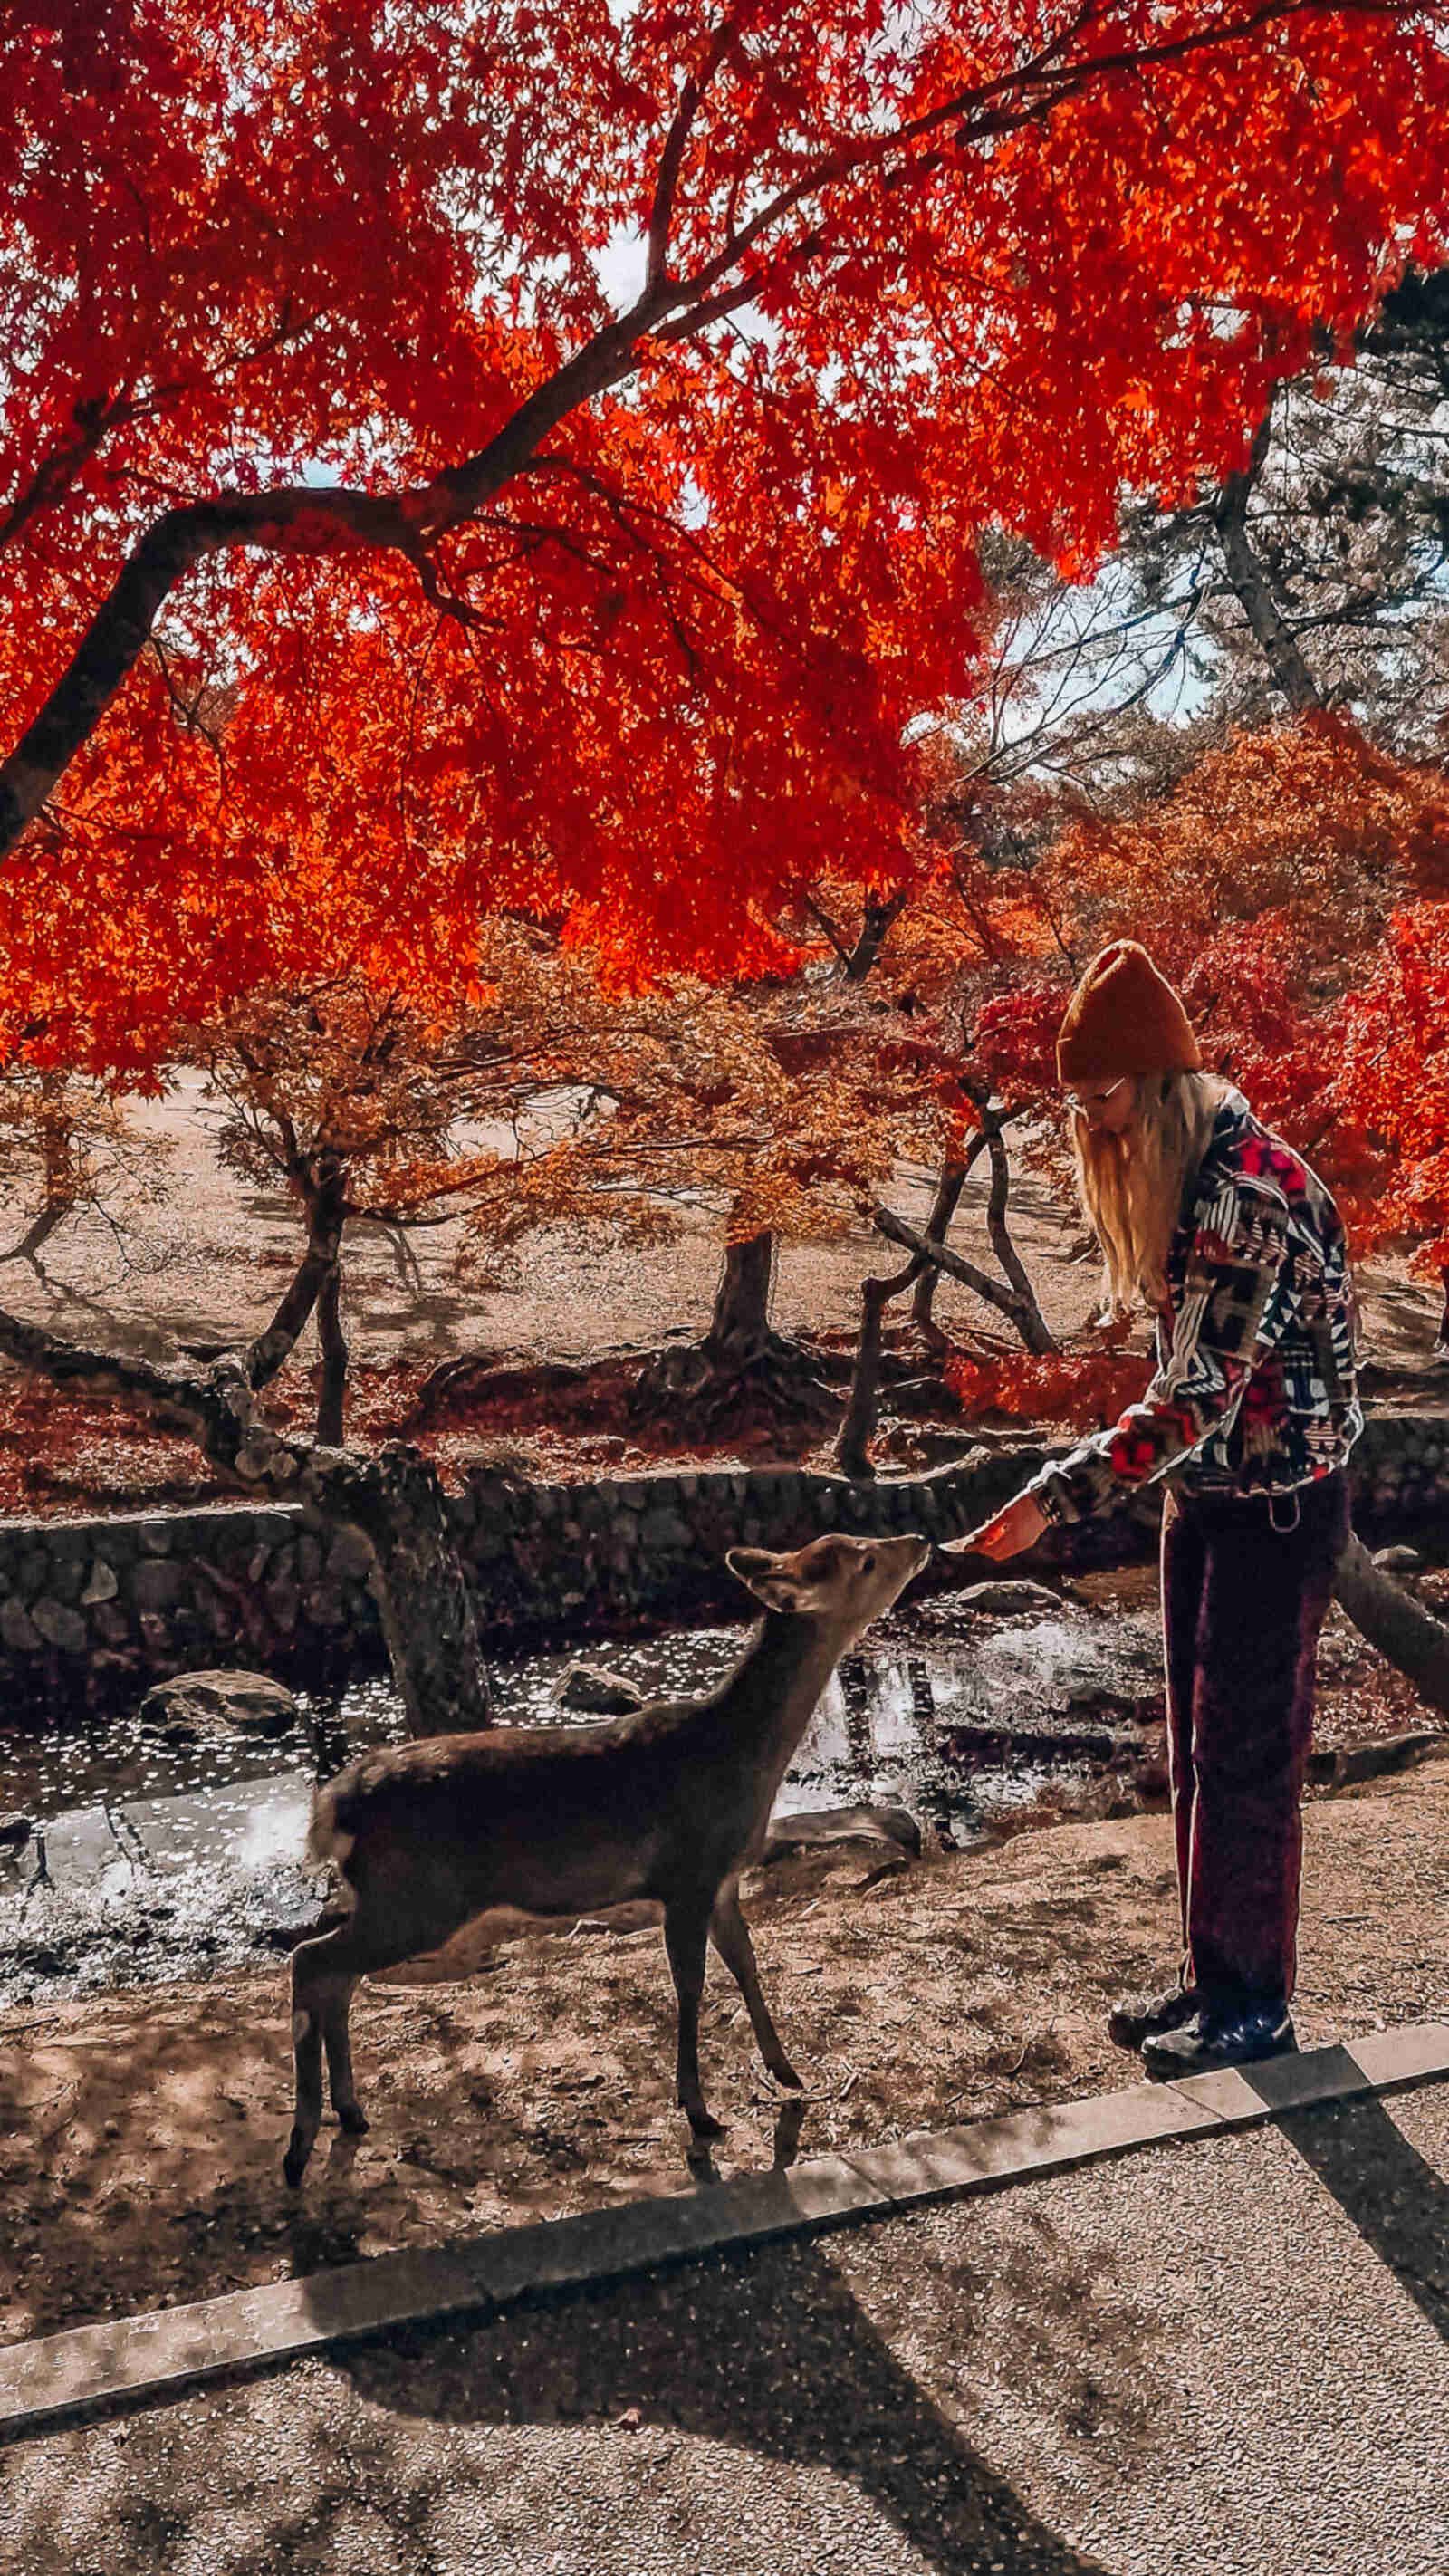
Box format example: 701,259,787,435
1056,940,1202,1083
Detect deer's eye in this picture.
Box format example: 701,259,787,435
861,1551,877,1573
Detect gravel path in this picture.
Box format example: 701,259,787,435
4,2081,1445,2575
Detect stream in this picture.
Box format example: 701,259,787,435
0,1595,1166,2010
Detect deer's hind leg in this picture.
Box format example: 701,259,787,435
321,1968,366,2136
285,1922,367,2187
710,1878,802,2091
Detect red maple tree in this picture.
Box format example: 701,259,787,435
1335,789,1449,1339
3,1,1446,1063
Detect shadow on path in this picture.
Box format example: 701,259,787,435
1211,2045,1449,2350
1274,2090,1449,2345
337,2225,1117,2576
324,2066,1449,2574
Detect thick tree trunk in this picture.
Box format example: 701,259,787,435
632,1223,836,1430
708,1231,776,1357
319,1446,492,1734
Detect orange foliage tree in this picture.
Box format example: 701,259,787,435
189,933,967,1439
2,2,1447,1725
974,716,1449,1110
1335,825,1449,1346
1029,716,1444,1120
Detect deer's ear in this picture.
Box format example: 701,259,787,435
726,1547,802,1612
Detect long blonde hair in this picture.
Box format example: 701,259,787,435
1071,1070,1231,1310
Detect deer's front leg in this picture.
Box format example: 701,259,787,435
664,1900,725,2139
710,1879,801,2090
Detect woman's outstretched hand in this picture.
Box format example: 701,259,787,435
948,1494,1050,1562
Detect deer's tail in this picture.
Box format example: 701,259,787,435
306,1780,358,1875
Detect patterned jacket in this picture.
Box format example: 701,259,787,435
1024,1088,1362,1526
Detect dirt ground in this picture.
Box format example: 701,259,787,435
5,1069,1445,1366
2,1761,1445,2356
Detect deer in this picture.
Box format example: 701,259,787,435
283,1528,931,2185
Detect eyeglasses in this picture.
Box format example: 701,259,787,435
1063,1077,1131,1119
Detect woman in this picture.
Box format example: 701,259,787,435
959,940,1362,2075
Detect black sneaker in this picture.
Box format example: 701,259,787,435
1141,2001,1296,2079
1107,1984,1198,2052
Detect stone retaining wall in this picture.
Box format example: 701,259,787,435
0,1504,379,1721
0,1409,1442,1721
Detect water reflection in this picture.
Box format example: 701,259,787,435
837,1653,873,1780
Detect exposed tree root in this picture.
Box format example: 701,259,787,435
629,1328,842,1437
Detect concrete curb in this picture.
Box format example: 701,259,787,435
3,2021,1446,2445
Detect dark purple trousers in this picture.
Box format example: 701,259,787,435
1161,1470,1350,2006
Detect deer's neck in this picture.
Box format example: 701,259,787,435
718,1612,853,1773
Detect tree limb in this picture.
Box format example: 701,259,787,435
911,1152,977,1333
1212,409,1325,714
969,1089,1058,1355
244,1151,347,1390
846,890,909,982
0,1204,71,1267
835,1244,935,1478
645,17,740,290
1334,1533,1449,1721
0,1301,289,1484
872,1201,1041,1334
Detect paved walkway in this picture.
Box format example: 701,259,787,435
4,2075,1446,2575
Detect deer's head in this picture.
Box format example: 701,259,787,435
725,1531,930,1638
